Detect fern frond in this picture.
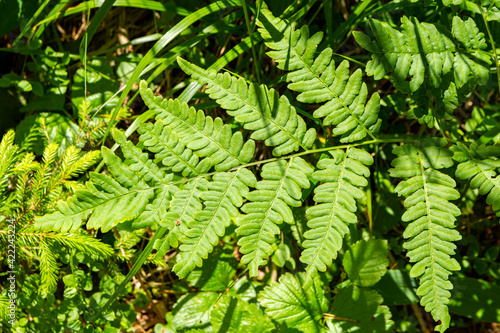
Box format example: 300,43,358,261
389,138,461,333
257,8,381,143
139,81,255,171
139,120,211,177
177,58,316,156
112,129,178,229
237,157,313,276
153,178,209,258
354,16,490,92
453,143,500,215
174,168,256,278
300,147,373,287
35,147,155,232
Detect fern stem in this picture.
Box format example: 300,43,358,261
112,137,422,192
475,0,500,94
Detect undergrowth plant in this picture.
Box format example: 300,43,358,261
2,0,500,332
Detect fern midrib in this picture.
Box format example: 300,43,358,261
48,185,154,220
204,75,307,151
276,28,376,140
251,161,293,268
307,152,348,276
177,179,204,223
417,152,442,310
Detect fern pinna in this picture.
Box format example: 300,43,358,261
389,139,461,332
354,15,491,125
30,3,500,332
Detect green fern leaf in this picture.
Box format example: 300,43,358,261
354,16,490,92
257,7,381,142
177,57,316,156
237,157,313,276
160,177,209,250
139,81,255,171
139,120,211,177
35,147,155,232
453,143,500,215
389,138,461,333
112,129,178,229
300,147,373,286
174,168,256,278
258,272,328,332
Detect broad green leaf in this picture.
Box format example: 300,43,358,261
211,295,275,332
185,246,237,292
449,276,500,323
328,285,393,332
374,269,419,305
258,273,328,332
171,292,218,331
343,238,389,287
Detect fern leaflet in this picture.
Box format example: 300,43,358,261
139,120,210,177
257,7,381,142
35,145,155,232
237,157,313,276
177,57,316,156
112,129,177,229
173,168,256,278
453,142,500,215
140,81,255,171
354,16,490,93
389,138,461,333
300,147,373,286
157,177,209,252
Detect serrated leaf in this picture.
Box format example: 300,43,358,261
257,7,381,143
258,273,328,332
171,292,218,331
178,57,316,156
328,285,393,332
301,148,373,287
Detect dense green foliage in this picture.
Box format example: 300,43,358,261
1,0,500,332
